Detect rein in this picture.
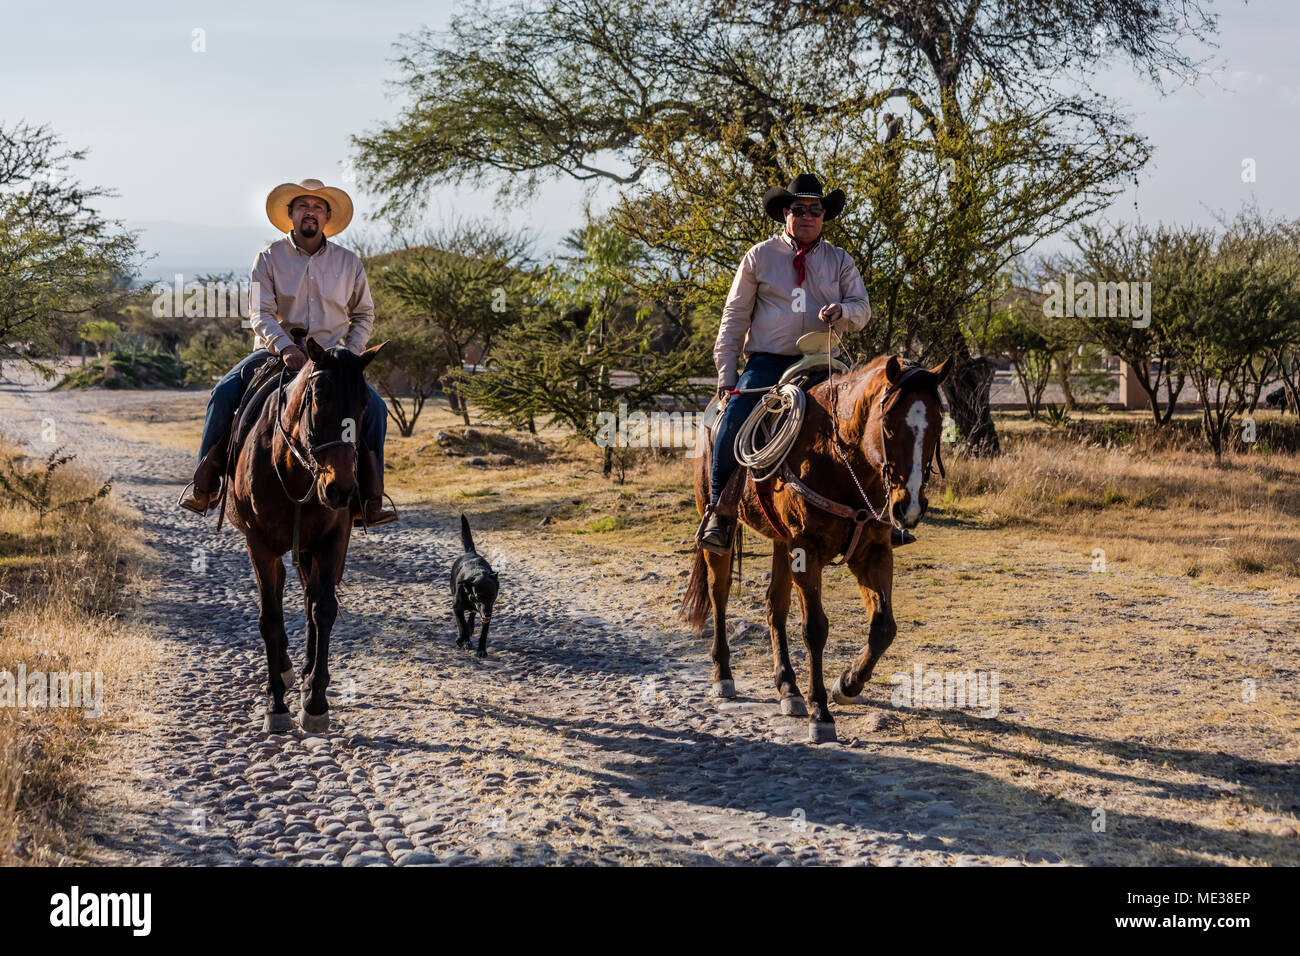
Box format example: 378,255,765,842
272,362,359,565
785,337,944,564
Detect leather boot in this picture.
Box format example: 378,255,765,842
178,444,225,515
352,447,397,527
698,508,736,554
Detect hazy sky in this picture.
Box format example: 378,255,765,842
3,0,1296,279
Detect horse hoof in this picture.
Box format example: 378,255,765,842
281,669,296,691
807,720,837,744
263,711,293,733
780,696,807,717
713,680,736,699
299,710,329,733
830,675,864,706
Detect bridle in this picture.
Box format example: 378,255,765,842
825,338,946,528
273,363,358,506
272,362,360,566
874,365,947,490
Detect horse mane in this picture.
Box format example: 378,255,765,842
816,355,945,443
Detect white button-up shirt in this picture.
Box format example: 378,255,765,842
249,233,375,355
713,231,871,389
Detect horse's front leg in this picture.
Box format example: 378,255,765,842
300,547,340,733
834,541,897,704
792,563,834,743
298,555,317,685
767,540,804,716
704,548,735,697
249,543,292,732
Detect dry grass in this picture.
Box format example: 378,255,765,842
0,439,153,865
941,411,1300,584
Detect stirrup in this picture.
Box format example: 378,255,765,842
177,480,215,516
698,507,735,555
694,501,718,546
355,492,398,530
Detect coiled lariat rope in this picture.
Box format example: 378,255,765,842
734,383,805,481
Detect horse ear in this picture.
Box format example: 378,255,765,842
304,337,327,365
930,356,952,385
885,355,902,385
359,341,388,369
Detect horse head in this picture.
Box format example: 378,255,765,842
872,355,951,530
286,337,386,510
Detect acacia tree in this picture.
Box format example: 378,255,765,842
77,319,121,357
366,320,447,437
353,0,1217,456
460,220,704,476
0,122,138,374
1156,214,1300,464
1054,224,1187,425
366,224,532,424
981,276,1070,421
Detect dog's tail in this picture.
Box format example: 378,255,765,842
460,512,477,553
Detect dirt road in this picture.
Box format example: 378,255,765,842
1,375,1295,866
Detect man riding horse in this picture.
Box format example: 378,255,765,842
178,177,396,527
699,172,914,553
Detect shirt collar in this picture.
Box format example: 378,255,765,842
288,231,328,257
779,229,821,252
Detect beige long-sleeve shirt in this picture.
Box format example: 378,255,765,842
713,231,871,389
249,233,375,356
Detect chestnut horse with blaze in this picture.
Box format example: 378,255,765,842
681,355,951,743
226,337,385,733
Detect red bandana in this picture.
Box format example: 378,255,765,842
786,229,820,287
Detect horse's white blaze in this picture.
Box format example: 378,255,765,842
903,400,928,523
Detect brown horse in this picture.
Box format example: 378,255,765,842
681,355,951,743
226,337,385,733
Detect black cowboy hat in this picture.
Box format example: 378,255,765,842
762,173,846,223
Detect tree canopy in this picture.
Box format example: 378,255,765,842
0,122,138,373
353,0,1218,455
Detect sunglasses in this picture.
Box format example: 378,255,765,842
787,204,824,218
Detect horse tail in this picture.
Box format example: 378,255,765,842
679,545,711,631
460,512,477,553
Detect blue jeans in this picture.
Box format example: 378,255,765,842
197,349,387,469
710,352,800,504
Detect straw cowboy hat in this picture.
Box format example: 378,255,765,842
762,172,846,223
265,178,354,236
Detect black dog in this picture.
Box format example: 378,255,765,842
452,513,499,657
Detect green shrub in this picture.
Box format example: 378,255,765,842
55,349,190,389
